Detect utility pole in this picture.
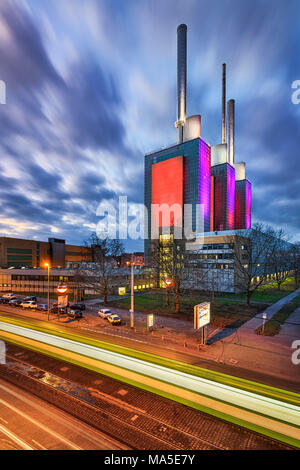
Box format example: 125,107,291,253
130,254,134,328
45,263,50,321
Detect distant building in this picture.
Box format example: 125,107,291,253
0,266,156,298
120,252,144,267
0,236,92,268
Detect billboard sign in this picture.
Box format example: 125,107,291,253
58,295,68,308
147,314,154,330
194,302,210,329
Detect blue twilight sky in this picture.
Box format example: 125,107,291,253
0,0,299,251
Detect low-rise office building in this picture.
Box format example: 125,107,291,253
0,266,157,299
0,236,92,268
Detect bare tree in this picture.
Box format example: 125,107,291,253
231,223,275,305
289,242,300,289
75,233,124,304
151,234,198,313
268,228,291,290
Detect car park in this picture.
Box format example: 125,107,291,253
67,310,82,319
98,308,112,319
107,314,121,325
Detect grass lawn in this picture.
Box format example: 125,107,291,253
217,277,297,304
256,294,300,336
108,292,268,328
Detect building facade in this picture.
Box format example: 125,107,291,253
0,236,92,268
0,266,157,298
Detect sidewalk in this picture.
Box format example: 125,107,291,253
237,288,300,332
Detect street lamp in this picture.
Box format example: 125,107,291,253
165,278,173,306
129,255,135,328
56,283,69,321
44,263,50,321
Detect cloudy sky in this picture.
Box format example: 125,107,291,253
0,0,299,250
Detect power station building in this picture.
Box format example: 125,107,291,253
144,24,252,268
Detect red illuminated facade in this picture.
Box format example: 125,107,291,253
151,155,183,227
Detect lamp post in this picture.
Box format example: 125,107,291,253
129,255,134,328
44,263,50,321
165,278,173,306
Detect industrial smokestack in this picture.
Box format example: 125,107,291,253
222,63,226,144
175,24,187,144
227,99,235,166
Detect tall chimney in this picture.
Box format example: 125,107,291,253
227,99,235,166
222,63,226,144
175,24,187,144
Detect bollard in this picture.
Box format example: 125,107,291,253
184,340,187,348
162,335,164,341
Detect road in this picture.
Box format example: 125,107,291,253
0,305,299,393
0,378,128,450
0,341,294,450
0,318,299,448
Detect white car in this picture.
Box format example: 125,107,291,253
21,300,37,309
98,308,112,319
2,293,16,299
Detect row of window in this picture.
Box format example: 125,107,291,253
11,275,70,281
200,243,234,250
7,248,32,254
199,253,234,260
201,264,234,269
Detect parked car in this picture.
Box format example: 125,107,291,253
20,300,37,309
9,298,22,307
2,293,16,299
23,296,37,302
67,310,82,319
37,304,48,311
0,297,10,304
70,302,85,311
50,306,67,314
107,314,121,325
98,308,112,319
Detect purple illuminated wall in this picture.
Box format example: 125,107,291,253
211,162,235,231
245,180,251,229
235,179,251,229
227,164,235,230
198,139,211,232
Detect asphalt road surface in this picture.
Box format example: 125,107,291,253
1,305,299,393
0,378,129,450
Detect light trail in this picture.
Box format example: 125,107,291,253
0,320,299,447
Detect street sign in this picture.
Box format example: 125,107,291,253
194,302,210,330
58,295,68,307
147,314,154,330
